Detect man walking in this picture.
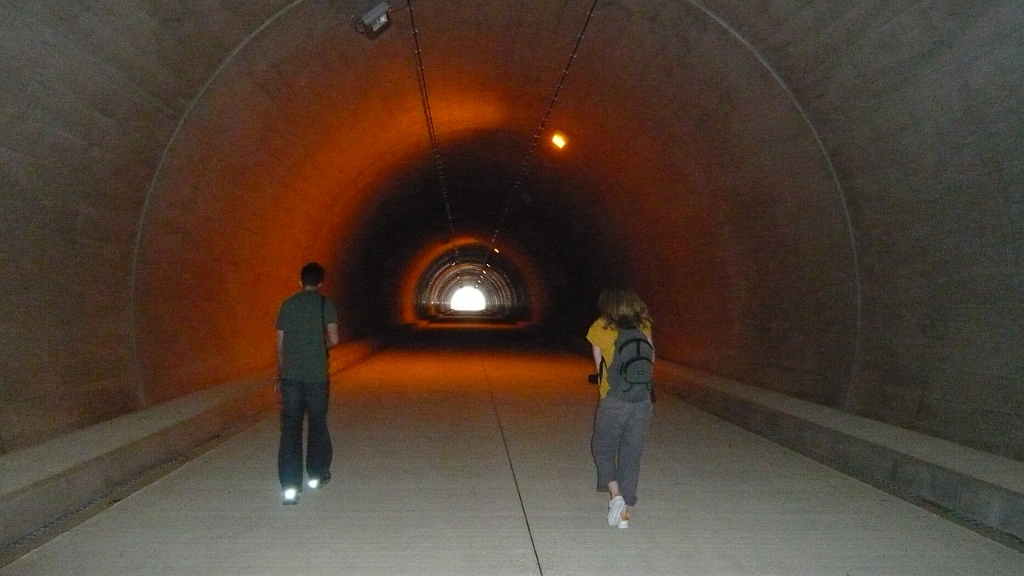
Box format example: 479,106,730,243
276,262,339,504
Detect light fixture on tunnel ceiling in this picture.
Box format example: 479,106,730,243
356,2,391,39
551,132,567,149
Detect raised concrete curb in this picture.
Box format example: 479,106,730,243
0,340,377,551
658,362,1024,544
0,374,277,550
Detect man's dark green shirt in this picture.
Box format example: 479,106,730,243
276,290,338,382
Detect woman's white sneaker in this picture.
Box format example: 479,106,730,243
607,495,626,526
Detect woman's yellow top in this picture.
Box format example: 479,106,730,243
586,318,652,399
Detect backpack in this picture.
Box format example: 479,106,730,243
604,327,654,403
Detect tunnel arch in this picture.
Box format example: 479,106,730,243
3,1,1021,463
412,242,532,321
127,0,319,405
130,0,859,408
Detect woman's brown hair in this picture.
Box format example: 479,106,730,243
598,287,652,329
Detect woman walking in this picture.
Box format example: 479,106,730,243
587,287,655,529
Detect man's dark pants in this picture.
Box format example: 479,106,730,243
277,379,332,489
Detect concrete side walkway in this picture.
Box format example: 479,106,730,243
0,374,276,552
2,349,1023,575
659,363,1024,543
0,340,376,552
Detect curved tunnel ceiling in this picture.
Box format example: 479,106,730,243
133,0,856,406
4,1,1021,460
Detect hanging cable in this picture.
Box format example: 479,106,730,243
483,0,601,266
408,0,460,262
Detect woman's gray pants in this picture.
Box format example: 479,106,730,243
591,396,654,506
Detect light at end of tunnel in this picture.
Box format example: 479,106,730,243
551,132,567,149
451,286,486,311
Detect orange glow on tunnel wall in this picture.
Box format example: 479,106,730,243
135,67,541,401
126,0,858,420
2,0,871,456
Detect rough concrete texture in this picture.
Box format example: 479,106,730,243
0,340,374,549
4,350,1024,575
0,375,275,550
0,0,1021,475
662,362,1024,544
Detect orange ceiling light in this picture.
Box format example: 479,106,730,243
551,132,567,149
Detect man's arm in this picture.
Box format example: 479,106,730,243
326,323,340,349
276,330,285,391
592,343,603,373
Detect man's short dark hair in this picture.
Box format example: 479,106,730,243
300,262,326,287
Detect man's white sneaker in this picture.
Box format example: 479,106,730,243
618,514,629,529
308,471,330,490
607,495,626,527
282,487,299,505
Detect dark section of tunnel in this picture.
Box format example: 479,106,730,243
339,130,627,342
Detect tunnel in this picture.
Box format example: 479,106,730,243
2,0,1024,571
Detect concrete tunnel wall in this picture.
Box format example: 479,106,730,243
0,1,1022,464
